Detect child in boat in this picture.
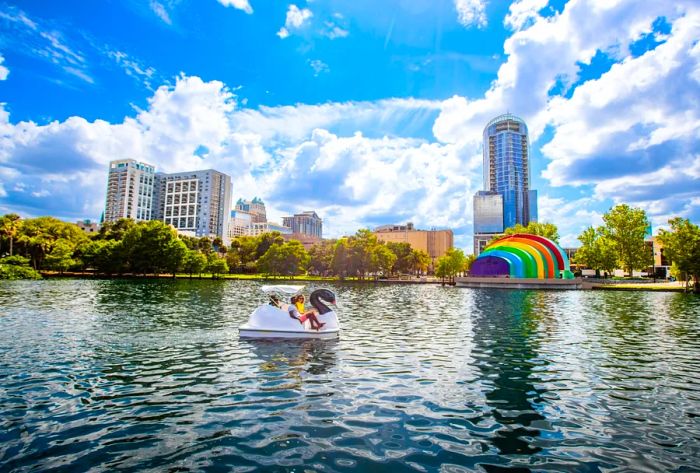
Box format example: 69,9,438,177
288,295,325,330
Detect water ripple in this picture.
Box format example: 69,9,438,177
1,280,699,471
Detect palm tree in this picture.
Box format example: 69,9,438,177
0,213,21,256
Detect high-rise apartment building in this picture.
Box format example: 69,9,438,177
235,197,267,223
282,211,323,238
473,114,538,254
104,159,156,222
153,170,232,241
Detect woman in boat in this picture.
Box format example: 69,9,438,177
288,295,325,330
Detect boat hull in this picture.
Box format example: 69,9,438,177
238,327,340,339
239,304,340,339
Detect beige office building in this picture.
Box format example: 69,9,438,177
373,223,454,266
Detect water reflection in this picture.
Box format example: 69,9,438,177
471,290,550,459
244,339,338,377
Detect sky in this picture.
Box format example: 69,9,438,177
0,0,698,251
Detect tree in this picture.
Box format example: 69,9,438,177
122,221,185,275
206,254,229,278
308,240,335,275
435,248,467,284
198,237,213,255
497,221,560,244
225,250,240,274
212,237,225,254
80,239,125,274
372,244,397,277
15,217,87,269
44,238,76,273
96,218,135,241
331,239,352,278
575,226,618,277
183,250,207,278
386,242,413,275
601,204,652,277
255,232,285,259
229,235,260,272
348,229,379,278
657,217,700,292
0,255,41,280
411,249,431,275
0,213,22,256
435,257,449,285
258,241,310,277
164,239,188,277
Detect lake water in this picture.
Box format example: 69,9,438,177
1,279,699,472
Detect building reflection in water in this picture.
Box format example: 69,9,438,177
471,289,551,456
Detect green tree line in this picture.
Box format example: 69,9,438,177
573,204,700,291
0,215,456,280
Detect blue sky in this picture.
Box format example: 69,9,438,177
0,0,699,250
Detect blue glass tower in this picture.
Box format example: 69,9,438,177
473,114,538,254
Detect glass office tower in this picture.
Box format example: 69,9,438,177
473,114,538,254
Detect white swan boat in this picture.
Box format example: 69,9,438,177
239,285,340,339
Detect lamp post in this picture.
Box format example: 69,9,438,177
651,239,656,283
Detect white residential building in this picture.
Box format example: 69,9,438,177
153,169,232,242
104,159,156,222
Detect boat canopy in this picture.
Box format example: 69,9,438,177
261,285,305,295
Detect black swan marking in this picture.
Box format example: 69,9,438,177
310,289,336,315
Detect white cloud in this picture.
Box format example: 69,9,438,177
277,4,313,39
0,76,267,219
454,0,487,29
0,54,8,81
260,130,478,240
0,8,93,84
308,59,329,76
108,50,156,88
150,1,172,24
505,0,548,31
277,27,290,39
217,0,253,14
322,18,349,39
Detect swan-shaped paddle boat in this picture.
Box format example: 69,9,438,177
239,285,339,339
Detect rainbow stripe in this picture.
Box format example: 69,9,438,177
471,234,575,279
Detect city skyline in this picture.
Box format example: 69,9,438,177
0,1,698,251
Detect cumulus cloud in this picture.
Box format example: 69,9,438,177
260,130,479,239
0,76,266,219
454,0,487,29
505,0,548,31
217,0,253,14
2,1,700,249
277,4,313,39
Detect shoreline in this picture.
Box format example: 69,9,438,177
37,271,447,285
32,272,696,292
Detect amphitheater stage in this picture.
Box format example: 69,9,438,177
454,277,583,290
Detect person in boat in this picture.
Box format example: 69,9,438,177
288,294,325,330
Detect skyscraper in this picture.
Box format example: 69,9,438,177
473,114,538,254
104,159,156,223
153,169,232,241
282,211,323,238
234,197,267,223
